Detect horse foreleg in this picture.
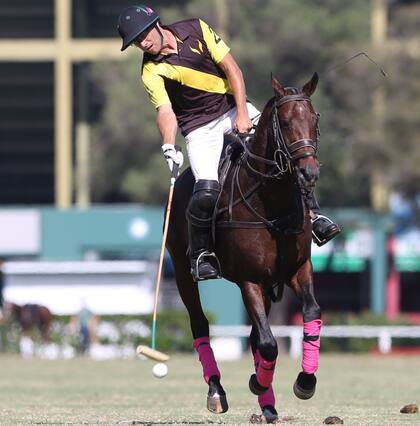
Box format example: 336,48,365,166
170,250,227,414
19,333,35,358
192,336,227,413
290,260,322,400
241,281,278,396
193,337,220,383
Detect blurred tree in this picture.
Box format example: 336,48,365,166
90,54,185,203
323,5,420,207
382,53,420,200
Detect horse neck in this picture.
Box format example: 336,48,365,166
249,98,275,167
244,98,296,212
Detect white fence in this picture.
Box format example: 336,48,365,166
3,260,157,315
210,325,420,358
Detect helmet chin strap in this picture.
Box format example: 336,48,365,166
155,24,164,47
156,24,177,55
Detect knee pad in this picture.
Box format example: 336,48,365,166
188,180,220,219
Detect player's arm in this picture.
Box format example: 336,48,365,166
199,20,252,133
156,104,183,171
156,104,177,146
217,53,252,133
142,62,178,145
142,64,182,171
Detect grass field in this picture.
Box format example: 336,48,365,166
0,353,419,425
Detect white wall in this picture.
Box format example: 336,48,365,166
3,261,157,315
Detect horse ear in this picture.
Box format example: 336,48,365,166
302,72,319,97
271,73,285,97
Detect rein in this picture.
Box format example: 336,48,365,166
216,93,319,233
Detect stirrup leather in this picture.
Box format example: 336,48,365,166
311,214,340,246
191,251,222,281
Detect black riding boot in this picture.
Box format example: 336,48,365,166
187,180,221,282
306,192,341,246
188,220,221,281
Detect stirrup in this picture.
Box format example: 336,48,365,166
311,214,341,247
191,251,222,282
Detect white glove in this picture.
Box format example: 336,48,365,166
161,144,184,172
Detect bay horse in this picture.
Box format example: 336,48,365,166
167,73,322,423
4,302,53,343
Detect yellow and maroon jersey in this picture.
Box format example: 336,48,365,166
141,19,236,136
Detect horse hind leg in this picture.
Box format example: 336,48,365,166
168,247,228,414
290,261,322,400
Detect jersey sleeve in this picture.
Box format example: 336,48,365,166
199,19,230,64
142,62,171,109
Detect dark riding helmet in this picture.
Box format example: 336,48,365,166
117,5,159,51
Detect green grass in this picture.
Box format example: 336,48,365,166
0,353,419,425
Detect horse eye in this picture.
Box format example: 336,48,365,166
279,120,290,129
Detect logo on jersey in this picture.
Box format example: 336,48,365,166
208,27,221,44
189,40,204,55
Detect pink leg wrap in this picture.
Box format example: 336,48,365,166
259,385,275,408
255,350,276,389
253,351,275,408
193,337,220,384
302,319,322,374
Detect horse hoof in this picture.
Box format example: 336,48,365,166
262,405,278,423
249,373,269,396
207,394,228,414
207,376,228,414
293,372,316,400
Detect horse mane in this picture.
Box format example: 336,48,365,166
284,86,300,95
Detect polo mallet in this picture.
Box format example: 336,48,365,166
136,146,181,362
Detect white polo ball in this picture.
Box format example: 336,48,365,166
152,362,168,378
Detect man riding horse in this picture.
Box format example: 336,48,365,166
117,5,340,282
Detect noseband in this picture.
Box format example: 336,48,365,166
243,94,320,179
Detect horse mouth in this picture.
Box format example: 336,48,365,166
296,166,318,194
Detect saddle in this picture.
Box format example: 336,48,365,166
218,132,247,185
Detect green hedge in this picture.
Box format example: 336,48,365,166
0,310,216,354
321,311,420,353
99,310,194,352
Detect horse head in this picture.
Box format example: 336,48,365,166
270,72,320,192
2,301,20,322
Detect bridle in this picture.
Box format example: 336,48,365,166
216,92,321,233
242,93,320,179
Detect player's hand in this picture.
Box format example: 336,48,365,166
161,144,184,172
234,113,253,134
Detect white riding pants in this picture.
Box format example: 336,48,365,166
185,102,261,182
